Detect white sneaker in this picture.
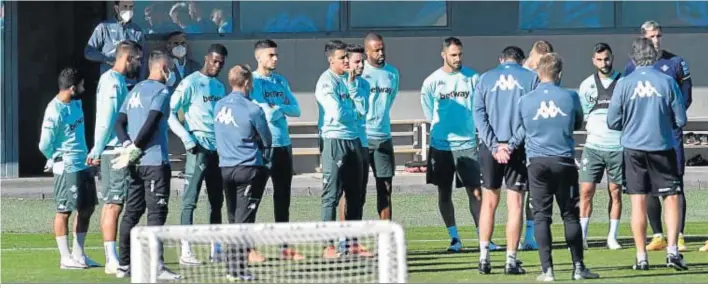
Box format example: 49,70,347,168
180,252,202,266
116,265,130,278
74,255,101,268
105,261,119,274
157,266,183,281
536,268,555,282
607,238,622,250
60,257,87,270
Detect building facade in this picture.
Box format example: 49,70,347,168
2,1,707,178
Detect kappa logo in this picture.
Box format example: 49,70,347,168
533,101,568,120
156,198,167,206
491,75,523,91
127,93,143,109
630,81,662,99
215,107,237,127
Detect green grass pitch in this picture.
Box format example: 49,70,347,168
2,190,708,283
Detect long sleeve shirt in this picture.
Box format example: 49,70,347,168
315,69,364,140
361,62,400,141
214,91,272,167
88,69,129,159
624,50,692,109
167,71,226,151
420,66,480,151
473,62,538,152
116,80,170,166
511,82,584,159
607,66,687,151
353,76,370,147
578,71,623,151
39,99,89,173
250,71,301,147
84,19,147,84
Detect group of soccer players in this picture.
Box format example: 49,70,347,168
39,18,705,282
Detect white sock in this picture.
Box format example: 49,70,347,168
506,250,517,265
479,241,490,261
653,233,663,238
580,218,590,240
181,240,192,256
72,233,86,259
104,241,119,263
636,252,647,262
56,236,72,260
667,245,678,256
608,219,619,240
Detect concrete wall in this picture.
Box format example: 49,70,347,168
150,32,708,125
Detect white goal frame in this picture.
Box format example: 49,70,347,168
130,220,408,283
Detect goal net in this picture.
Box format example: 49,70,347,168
131,220,407,283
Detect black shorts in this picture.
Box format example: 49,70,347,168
425,147,481,189
623,148,682,196
479,144,528,192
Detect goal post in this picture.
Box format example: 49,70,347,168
131,220,408,283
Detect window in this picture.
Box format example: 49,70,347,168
349,1,447,28
621,1,708,28
519,1,614,30
132,1,233,35
239,1,340,33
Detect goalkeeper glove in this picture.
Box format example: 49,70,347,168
111,142,142,170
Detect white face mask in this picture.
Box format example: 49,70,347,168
165,70,177,87
119,10,133,22
172,45,187,58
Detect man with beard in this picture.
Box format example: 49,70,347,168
168,44,228,265
578,43,624,251
249,39,304,261
39,68,98,270
86,40,142,274
624,20,692,253
420,37,483,253
360,32,399,221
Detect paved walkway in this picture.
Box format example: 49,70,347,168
4,168,708,199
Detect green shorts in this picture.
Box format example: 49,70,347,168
579,147,624,184
426,147,482,189
54,169,98,213
100,153,129,204
368,138,395,178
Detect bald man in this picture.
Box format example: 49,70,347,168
214,64,271,281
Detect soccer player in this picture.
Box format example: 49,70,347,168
474,46,539,274
337,43,370,252
518,40,554,251
578,43,624,250
361,32,399,220
168,44,228,265
249,39,304,261
316,40,369,258
39,68,98,269
507,53,598,281
214,64,272,281
624,20,692,252
86,40,142,274
608,37,687,271
420,37,483,253
85,0,147,85
112,50,181,280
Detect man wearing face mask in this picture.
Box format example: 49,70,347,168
39,68,99,270
111,50,181,280
165,31,200,95
85,0,147,86
87,40,142,274
168,44,228,265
